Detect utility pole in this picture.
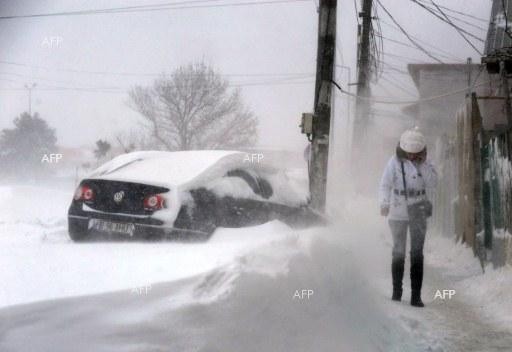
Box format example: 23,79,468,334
24,83,37,115
352,0,373,152
308,0,337,212
466,57,472,93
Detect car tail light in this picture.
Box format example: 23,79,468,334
74,185,95,202
143,194,165,211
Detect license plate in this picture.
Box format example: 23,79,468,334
89,219,135,236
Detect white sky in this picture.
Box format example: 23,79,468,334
0,0,492,151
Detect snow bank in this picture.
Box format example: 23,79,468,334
426,235,512,326
0,225,423,352
0,196,298,309
0,185,71,227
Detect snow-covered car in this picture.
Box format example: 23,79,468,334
68,150,316,241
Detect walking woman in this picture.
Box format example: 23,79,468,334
379,127,437,307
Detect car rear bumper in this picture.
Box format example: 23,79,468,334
68,205,209,239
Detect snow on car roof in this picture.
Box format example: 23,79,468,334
88,150,262,188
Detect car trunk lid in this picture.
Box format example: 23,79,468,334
79,179,169,215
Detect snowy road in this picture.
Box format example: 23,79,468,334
1,186,511,351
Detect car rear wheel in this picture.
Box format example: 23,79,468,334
68,219,90,242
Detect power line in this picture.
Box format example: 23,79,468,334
0,0,310,20
383,52,424,64
0,59,313,78
331,78,490,105
502,0,512,39
410,0,485,43
353,0,360,25
379,19,465,61
418,0,489,32
429,0,483,55
414,1,487,32
415,0,488,23
375,0,444,63
377,76,417,97
371,3,385,79
377,61,410,75
0,70,123,88
380,68,411,76
376,34,451,62
0,77,316,93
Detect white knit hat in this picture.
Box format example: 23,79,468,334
399,127,426,153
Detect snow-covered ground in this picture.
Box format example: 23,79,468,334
0,184,299,308
427,235,512,327
1,184,512,351
338,196,512,351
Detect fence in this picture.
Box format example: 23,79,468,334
443,93,512,267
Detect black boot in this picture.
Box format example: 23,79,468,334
410,290,424,307
392,287,402,301
410,252,424,307
391,258,404,301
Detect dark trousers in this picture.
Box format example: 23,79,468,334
389,219,426,294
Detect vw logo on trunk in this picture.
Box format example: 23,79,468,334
113,191,125,203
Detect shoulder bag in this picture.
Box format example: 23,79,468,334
400,159,433,221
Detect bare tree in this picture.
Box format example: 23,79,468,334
115,128,156,154
128,62,258,151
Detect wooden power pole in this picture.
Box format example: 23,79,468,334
308,0,337,212
353,0,373,151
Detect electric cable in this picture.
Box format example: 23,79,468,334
375,34,454,61
353,0,360,26
0,77,316,93
414,1,487,31
415,0,488,23
0,59,313,78
379,19,465,61
377,76,417,97
410,0,485,43
375,0,444,63
0,0,310,20
502,0,512,39
330,78,490,105
429,0,483,55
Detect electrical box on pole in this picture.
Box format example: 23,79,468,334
303,0,337,212
300,113,314,136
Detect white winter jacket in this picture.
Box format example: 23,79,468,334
379,155,438,221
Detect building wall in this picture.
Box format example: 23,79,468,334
416,66,481,145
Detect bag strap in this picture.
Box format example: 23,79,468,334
400,159,408,201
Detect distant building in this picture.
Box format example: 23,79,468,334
403,63,481,144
